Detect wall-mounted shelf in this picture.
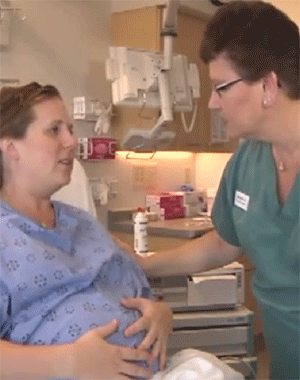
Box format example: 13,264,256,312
0,3,26,49
0,78,20,86
0,5,26,21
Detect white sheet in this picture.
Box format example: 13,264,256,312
152,349,245,380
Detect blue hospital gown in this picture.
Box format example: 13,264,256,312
0,199,158,374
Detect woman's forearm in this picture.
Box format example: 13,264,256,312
0,339,72,379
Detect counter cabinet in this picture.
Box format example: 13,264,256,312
111,5,239,153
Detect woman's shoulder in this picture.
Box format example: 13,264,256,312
0,199,20,222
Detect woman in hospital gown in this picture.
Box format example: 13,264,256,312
0,81,172,379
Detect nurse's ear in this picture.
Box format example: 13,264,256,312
261,71,279,108
0,138,21,162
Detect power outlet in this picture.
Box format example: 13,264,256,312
184,166,192,184
132,163,157,190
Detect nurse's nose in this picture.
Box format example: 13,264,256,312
208,89,221,110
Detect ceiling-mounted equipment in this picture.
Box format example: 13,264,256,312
105,0,200,152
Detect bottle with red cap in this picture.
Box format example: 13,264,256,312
134,207,148,256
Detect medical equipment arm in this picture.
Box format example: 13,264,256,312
106,0,200,151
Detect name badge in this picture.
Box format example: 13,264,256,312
234,190,250,211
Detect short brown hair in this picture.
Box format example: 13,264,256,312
0,82,62,189
200,1,299,100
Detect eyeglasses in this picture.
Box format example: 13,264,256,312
214,78,243,97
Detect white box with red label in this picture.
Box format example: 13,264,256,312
78,137,117,160
146,194,185,220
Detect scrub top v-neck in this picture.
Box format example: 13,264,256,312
267,143,299,216
211,139,299,380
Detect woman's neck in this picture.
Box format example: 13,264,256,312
0,187,55,229
270,98,300,203
267,98,300,152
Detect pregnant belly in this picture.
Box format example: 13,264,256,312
10,287,159,374
11,289,145,348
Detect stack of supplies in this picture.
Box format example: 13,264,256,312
171,190,207,217
146,193,185,220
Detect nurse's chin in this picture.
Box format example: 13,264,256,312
226,124,249,140
226,126,241,140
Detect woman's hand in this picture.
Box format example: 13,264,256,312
122,298,173,371
70,319,153,380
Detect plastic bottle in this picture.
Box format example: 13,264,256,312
134,207,148,256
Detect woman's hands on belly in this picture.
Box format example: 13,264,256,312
121,298,173,371
70,318,154,380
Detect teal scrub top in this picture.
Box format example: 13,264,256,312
212,140,299,380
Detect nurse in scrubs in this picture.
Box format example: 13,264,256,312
136,1,299,379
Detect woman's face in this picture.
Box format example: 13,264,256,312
11,97,78,196
208,54,267,140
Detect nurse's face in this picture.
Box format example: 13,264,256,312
12,97,78,195
208,54,266,140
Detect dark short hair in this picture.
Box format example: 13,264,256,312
200,0,299,99
0,82,62,188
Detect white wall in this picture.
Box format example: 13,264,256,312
111,0,216,15
195,153,232,192
0,0,203,225
84,151,196,209
1,1,112,108
268,0,299,25
1,0,298,226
